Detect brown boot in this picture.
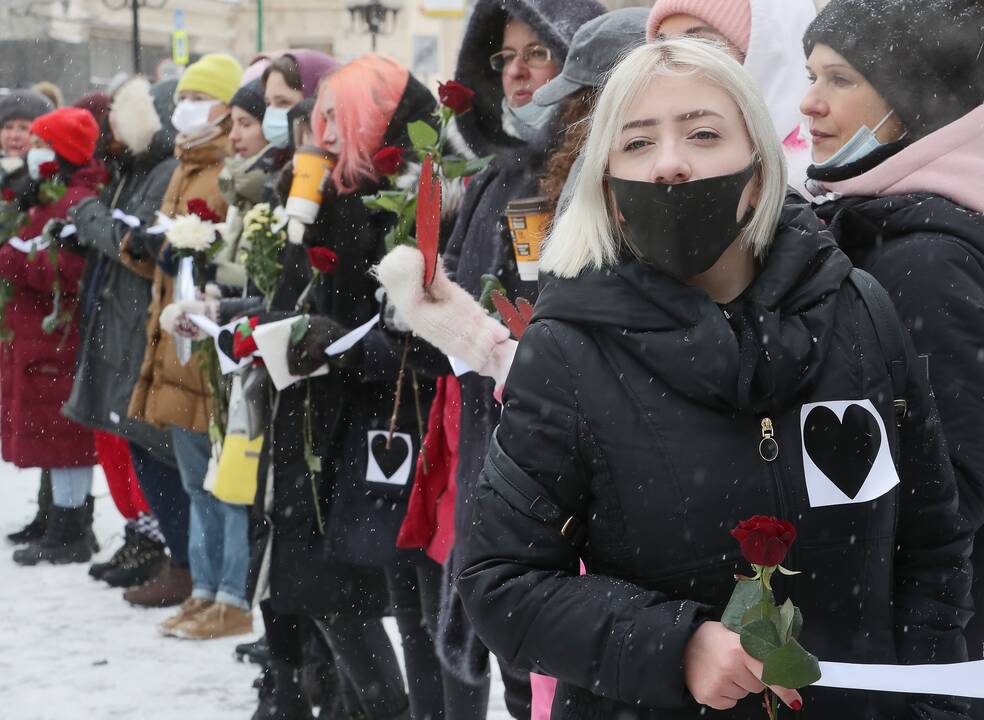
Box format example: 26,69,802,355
173,602,253,640
160,597,213,636
123,560,192,608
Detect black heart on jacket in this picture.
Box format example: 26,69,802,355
804,404,882,499
370,433,410,479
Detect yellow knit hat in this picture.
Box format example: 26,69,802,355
176,54,244,104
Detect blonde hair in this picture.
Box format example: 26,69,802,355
541,38,787,279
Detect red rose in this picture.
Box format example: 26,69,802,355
39,161,60,180
731,515,797,567
2,188,15,202
186,198,222,224
372,146,404,177
307,246,339,274
438,80,475,114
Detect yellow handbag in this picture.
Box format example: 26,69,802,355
210,376,262,505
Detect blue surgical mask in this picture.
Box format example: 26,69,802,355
262,107,291,149
27,147,56,181
501,97,557,143
814,110,904,169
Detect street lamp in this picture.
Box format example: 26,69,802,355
346,0,400,52
102,0,168,74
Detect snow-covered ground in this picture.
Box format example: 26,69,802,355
0,464,510,719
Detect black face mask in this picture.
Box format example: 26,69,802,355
608,164,756,280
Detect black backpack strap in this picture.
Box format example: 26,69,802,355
484,430,587,549
847,268,909,419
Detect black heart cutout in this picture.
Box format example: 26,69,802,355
804,404,882,500
217,329,235,360
371,434,410,480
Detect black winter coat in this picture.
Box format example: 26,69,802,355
456,203,972,720
814,192,984,665
249,75,438,615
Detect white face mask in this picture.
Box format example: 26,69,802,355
27,147,56,181
814,110,905,169
171,99,222,136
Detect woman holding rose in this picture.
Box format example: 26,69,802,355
455,38,972,719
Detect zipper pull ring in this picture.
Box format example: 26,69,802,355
759,417,779,462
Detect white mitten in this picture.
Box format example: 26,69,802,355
375,245,510,376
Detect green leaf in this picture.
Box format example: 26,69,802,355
478,274,507,315
289,315,310,347
761,639,822,690
742,599,780,627
740,618,782,662
791,605,804,639
462,156,493,176
408,121,439,152
440,156,470,180
779,599,796,643
722,580,772,632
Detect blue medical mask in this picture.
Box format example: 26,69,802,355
814,110,904,169
501,97,557,143
27,147,56,181
262,107,291,149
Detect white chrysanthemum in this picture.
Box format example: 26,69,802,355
166,214,216,253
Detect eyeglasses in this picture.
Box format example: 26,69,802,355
489,45,553,72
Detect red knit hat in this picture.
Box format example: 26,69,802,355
30,107,100,166
646,0,752,56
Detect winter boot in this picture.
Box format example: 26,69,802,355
7,469,52,545
123,560,192,608
173,602,253,640
102,532,167,588
12,504,93,566
90,526,137,580
82,495,99,554
236,634,271,665
251,660,315,720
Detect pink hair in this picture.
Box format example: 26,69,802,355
312,55,409,194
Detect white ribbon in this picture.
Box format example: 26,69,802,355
325,313,380,357
111,208,142,228
146,212,175,235
7,236,49,253
815,659,984,698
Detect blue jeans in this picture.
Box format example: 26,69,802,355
50,466,94,508
170,427,249,609
129,443,190,568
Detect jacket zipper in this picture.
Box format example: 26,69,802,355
760,416,799,572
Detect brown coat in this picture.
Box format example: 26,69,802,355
126,130,230,433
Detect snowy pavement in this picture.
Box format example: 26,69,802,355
0,464,510,720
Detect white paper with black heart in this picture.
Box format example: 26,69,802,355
800,399,900,508
366,431,413,486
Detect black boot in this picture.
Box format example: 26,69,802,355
90,526,136,580
251,660,314,720
83,495,99,554
102,532,167,588
12,504,93,566
7,469,52,544
236,634,272,665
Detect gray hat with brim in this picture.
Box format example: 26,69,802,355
534,7,649,106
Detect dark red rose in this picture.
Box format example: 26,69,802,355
39,161,60,180
186,198,223,224
731,515,797,567
307,246,339,274
438,80,475,114
2,188,15,202
372,146,404,177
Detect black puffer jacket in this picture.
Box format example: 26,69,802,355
457,203,972,720
814,191,984,675
249,74,438,615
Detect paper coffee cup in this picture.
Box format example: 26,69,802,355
286,146,336,224
505,196,551,283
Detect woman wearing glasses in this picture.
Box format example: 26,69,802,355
375,0,604,716
455,38,971,719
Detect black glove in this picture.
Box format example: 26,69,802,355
286,315,361,376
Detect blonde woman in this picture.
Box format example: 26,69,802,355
455,39,970,719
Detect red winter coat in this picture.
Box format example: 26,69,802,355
0,160,106,468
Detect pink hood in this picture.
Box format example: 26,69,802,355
824,104,984,214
